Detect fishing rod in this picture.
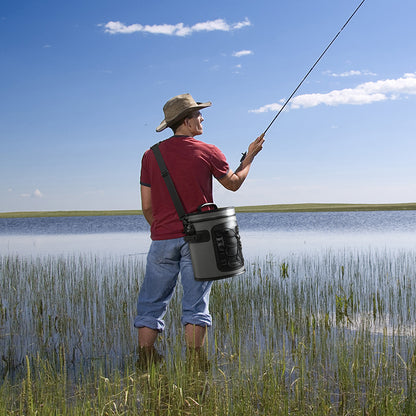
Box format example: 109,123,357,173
261,0,367,137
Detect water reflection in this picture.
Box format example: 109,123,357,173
0,214,149,235
241,229,416,257
239,210,416,232
1,232,151,257
1,211,416,257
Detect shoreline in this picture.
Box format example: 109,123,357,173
1,202,416,218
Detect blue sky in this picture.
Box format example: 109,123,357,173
1,0,415,212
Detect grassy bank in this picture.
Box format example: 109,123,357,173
236,202,416,213
2,251,416,414
1,202,416,218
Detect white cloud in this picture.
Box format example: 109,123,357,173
232,19,251,30
233,64,243,74
251,103,284,114
32,189,43,198
232,50,253,58
325,69,377,77
250,73,416,113
21,189,43,199
103,18,251,37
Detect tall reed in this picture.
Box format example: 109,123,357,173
1,249,416,414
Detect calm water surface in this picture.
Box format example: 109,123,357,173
0,211,415,257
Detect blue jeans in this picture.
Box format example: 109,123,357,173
134,237,213,332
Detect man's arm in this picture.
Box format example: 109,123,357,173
218,134,265,192
140,185,153,225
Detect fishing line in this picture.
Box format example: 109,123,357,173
261,0,367,136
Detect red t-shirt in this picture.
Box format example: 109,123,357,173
140,135,229,240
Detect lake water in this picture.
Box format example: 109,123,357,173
1,211,416,379
1,210,415,258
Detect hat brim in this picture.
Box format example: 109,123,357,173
156,101,212,132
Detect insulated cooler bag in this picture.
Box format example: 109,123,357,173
183,204,245,281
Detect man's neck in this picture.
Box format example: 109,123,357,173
174,125,194,137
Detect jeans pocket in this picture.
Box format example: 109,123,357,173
149,239,182,264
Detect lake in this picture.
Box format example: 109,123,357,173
1,210,415,257
2,210,416,404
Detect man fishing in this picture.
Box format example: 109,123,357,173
135,93,264,364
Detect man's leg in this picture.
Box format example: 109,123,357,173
134,239,181,347
138,327,159,348
185,324,210,371
179,240,213,352
185,324,207,349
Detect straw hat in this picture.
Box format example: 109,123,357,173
156,93,212,132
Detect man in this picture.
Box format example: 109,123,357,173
135,93,264,360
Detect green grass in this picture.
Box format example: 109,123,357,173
1,202,416,218
236,202,416,213
2,250,416,414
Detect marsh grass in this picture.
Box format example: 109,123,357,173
1,250,416,415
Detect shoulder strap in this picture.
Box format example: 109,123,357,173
151,143,187,220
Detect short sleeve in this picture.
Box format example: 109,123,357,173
140,150,152,187
209,145,229,179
